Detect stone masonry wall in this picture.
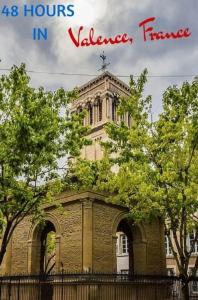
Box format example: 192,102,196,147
0,192,166,276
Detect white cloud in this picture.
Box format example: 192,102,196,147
70,0,108,27
0,0,197,115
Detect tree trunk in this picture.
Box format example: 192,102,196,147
181,282,189,300
0,250,5,266
0,222,12,267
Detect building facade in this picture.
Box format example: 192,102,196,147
165,232,198,276
115,232,198,275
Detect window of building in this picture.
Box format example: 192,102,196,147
188,231,198,254
121,234,129,255
165,235,173,256
116,232,129,255
98,100,102,122
112,98,118,122
88,104,93,125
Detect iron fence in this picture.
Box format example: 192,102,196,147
0,273,198,300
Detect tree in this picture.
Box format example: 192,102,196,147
0,64,89,266
99,70,198,300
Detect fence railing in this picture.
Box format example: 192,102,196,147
0,272,198,300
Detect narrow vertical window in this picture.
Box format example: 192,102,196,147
88,103,93,125
189,231,198,254
112,98,117,122
98,99,102,121
121,234,129,254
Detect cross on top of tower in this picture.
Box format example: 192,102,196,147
98,51,110,72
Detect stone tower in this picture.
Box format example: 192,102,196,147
71,71,131,160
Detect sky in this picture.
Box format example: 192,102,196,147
0,0,197,118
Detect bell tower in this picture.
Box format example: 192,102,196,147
71,71,131,160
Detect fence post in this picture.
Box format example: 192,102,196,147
136,284,139,300
8,277,11,300
17,277,20,300
61,269,64,300
1,272,197,300
38,274,41,300
155,283,157,300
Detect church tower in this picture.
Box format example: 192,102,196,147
71,71,131,160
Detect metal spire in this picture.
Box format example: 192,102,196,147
98,51,110,72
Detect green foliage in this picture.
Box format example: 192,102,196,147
70,69,198,281
102,70,198,279
65,152,113,193
46,231,56,256
0,64,89,264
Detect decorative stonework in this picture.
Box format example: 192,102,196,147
71,71,131,160
0,191,166,275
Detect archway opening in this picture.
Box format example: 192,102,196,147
116,219,134,274
30,218,60,275
40,221,56,274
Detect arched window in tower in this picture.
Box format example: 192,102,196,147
112,97,118,122
88,103,93,125
98,99,103,122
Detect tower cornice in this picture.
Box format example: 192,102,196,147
77,71,130,95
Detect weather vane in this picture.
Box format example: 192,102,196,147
98,51,110,72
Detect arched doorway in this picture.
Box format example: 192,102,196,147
28,218,61,274
40,221,56,274
116,218,134,274
113,214,147,275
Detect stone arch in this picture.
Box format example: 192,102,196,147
112,212,146,242
87,102,93,125
112,95,120,122
94,96,103,122
112,212,147,274
28,213,61,274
